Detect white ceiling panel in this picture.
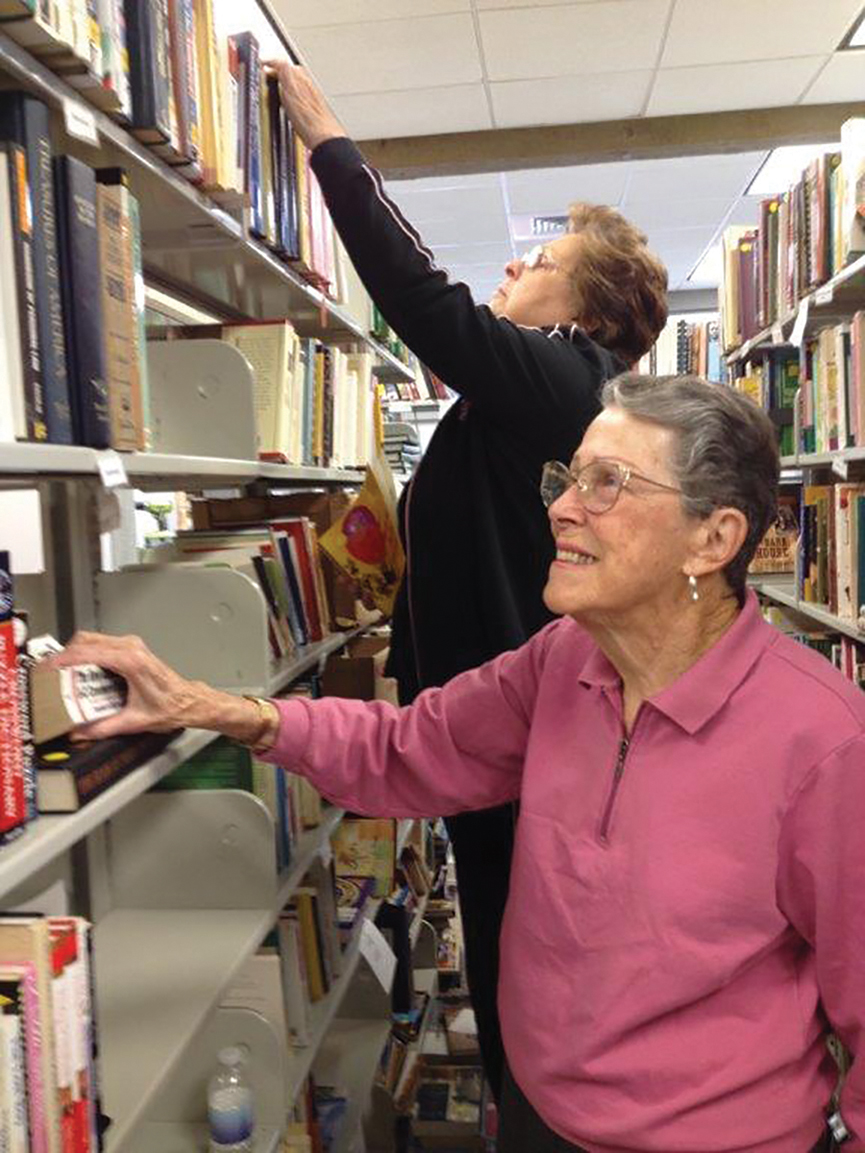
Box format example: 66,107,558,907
505,161,633,213
385,184,508,226
333,84,491,140
801,50,865,103
277,0,469,29
647,56,827,117
662,0,863,66
416,208,511,246
390,172,502,194
622,195,739,231
491,70,652,128
290,14,482,95
625,152,766,202
479,0,669,81
434,240,515,266
476,0,655,6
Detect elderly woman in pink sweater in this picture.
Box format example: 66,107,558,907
59,374,862,1153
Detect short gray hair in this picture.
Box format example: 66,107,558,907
600,373,780,603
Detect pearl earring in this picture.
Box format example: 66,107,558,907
688,574,699,602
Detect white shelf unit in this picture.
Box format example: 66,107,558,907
725,252,865,366
751,575,865,643
0,3,419,1151
0,27,413,382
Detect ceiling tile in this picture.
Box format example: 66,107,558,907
505,160,632,213
390,173,502,194
290,14,482,95
479,0,669,81
276,0,469,29
622,196,739,231
421,212,511,247
384,185,508,228
491,70,652,128
434,241,515,266
624,152,767,202
648,56,827,116
334,84,491,140
801,50,865,103
662,0,863,66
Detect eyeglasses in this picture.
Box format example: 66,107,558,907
521,244,561,273
540,459,683,514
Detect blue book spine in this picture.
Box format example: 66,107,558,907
0,94,72,444
276,536,309,647
275,766,291,870
234,32,263,239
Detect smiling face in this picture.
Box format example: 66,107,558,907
543,407,699,626
488,233,584,328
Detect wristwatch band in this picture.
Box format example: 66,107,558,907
241,694,280,754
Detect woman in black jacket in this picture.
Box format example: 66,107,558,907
270,60,669,1101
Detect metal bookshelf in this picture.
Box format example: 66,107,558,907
0,26,413,381
751,575,865,643
725,252,865,366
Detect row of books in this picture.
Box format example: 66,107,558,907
156,322,378,469
162,514,333,666
797,482,865,624
736,316,865,457
638,317,723,382
0,1,350,297
378,364,450,407
720,118,865,351
0,913,103,1153
0,90,148,448
281,1072,346,1152
761,604,865,690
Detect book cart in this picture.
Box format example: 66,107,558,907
0,2,438,1150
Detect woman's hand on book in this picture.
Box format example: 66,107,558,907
265,60,347,151
49,632,259,743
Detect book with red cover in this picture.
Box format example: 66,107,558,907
0,551,26,840
270,519,324,642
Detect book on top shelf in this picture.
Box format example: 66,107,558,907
0,92,72,444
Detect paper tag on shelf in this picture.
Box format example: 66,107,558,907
815,283,834,307
790,298,809,348
95,449,129,489
63,97,99,147
771,321,785,345
359,919,396,993
832,454,849,480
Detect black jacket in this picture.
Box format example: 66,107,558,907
311,138,626,700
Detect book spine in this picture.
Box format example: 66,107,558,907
124,0,170,142
127,193,150,448
8,142,47,441
234,33,262,238
70,733,176,807
53,155,110,448
0,553,25,839
12,612,36,823
95,176,144,449
0,96,73,443
0,977,29,1153
19,963,49,1153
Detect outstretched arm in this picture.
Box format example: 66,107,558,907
51,626,557,817
268,61,594,424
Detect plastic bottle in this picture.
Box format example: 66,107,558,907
207,1046,254,1153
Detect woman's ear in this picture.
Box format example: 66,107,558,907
689,507,749,577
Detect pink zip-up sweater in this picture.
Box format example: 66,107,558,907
262,593,865,1152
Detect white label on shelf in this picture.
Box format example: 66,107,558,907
63,98,99,147
790,298,810,348
771,321,785,345
319,841,333,869
95,450,129,489
832,454,849,480
815,283,834,307
359,919,397,993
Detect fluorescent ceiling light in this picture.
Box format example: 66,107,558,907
687,243,723,287
747,143,840,196
840,7,865,47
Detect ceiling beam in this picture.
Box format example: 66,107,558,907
357,102,863,180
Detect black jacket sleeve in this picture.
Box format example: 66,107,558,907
310,137,620,429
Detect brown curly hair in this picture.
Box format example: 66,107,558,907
567,203,668,365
